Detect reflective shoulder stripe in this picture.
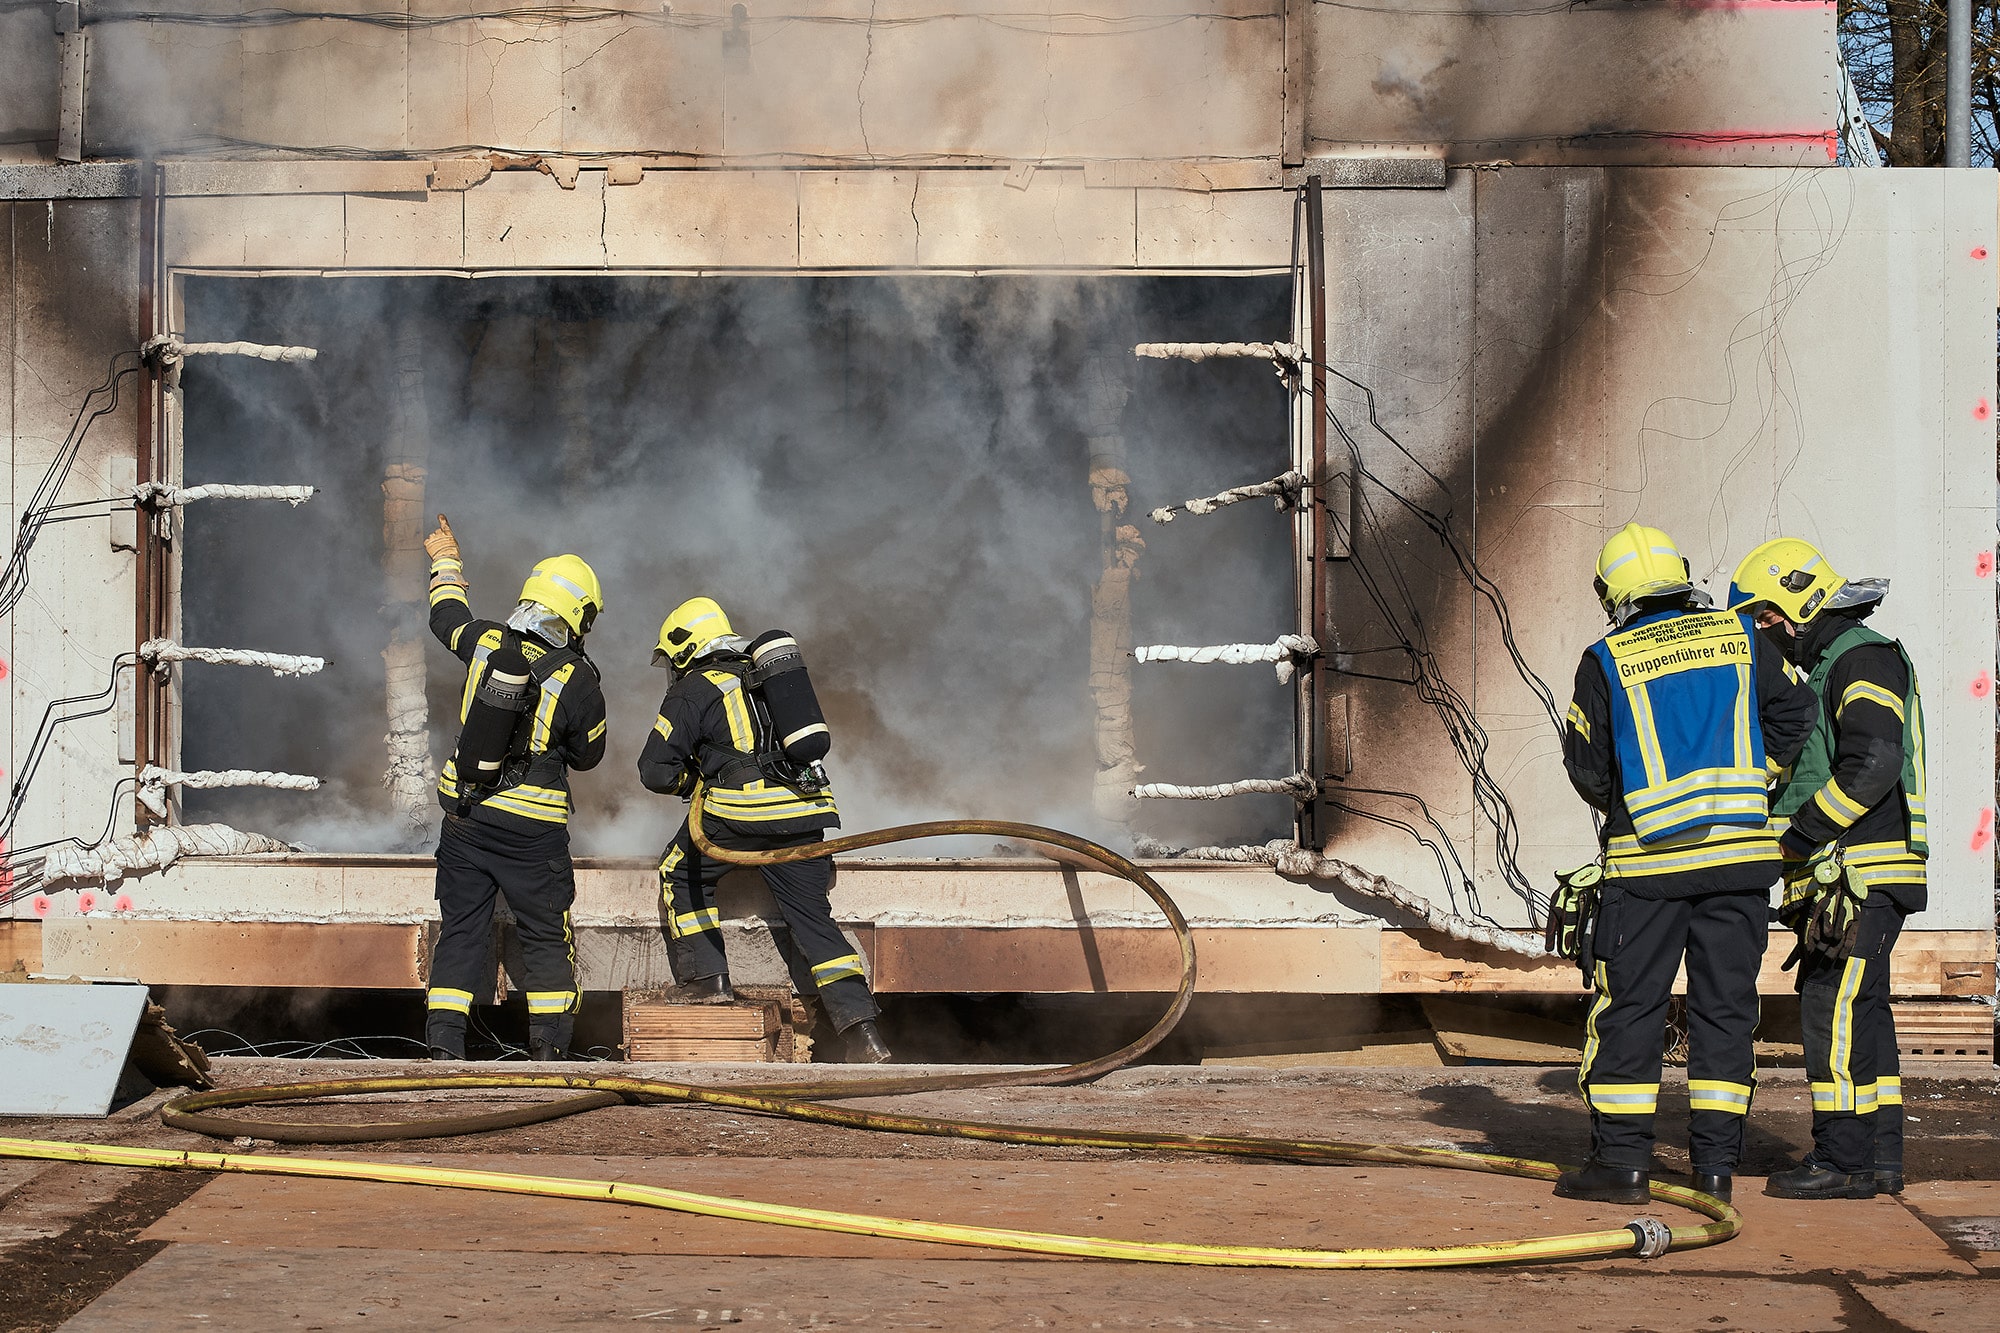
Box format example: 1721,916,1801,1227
530,664,571,752
587,718,608,743
1565,700,1590,742
652,715,673,742
1839,678,1906,722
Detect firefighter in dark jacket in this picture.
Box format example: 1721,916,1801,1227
637,596,893,1064
1557,524,1818,1205
422,516,608,1062
1730,538,1926,1200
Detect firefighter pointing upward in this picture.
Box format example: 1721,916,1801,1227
638,596,892,1064
1557,524,1817,1205
422,516,608,1061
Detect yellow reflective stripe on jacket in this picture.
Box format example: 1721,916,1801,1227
528,662,573,753
1840,841,1927,888
1628,682,1668,789
1586,1083,1659,1115
703,786,838,824
653,715,673,742
1811,777,1871,829
426,988,474,1013
1688,1079,1754,1114
480,783,570,824
704,670,758,751
526,990,577,1015
586,718,607,743
1877,1075,1903,1107
430,582,469,608
811,953,866,984
1839,678,1906,722
1565,701,1590,742
1605,824,1778,877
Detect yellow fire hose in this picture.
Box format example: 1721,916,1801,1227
0,801,1739,1268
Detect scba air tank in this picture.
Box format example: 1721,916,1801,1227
747,630,831,762
452,636,535,796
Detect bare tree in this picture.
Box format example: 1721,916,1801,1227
1842,1,1999,165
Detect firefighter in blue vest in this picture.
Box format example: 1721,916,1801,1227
422,516,608,1061
637,596,893,1064
1730,538,1926,1200
1557,524,1817,1205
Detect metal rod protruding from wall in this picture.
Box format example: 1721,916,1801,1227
1948,0,1973,167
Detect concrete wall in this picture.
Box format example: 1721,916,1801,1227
4,4,1834,168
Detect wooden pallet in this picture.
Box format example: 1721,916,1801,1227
1893,1000,1995,1062
622,992,785,1063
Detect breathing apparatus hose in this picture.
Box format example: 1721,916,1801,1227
0,796,1739,1267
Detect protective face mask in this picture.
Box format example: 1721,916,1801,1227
506,600,572,648
1758,623,1798,665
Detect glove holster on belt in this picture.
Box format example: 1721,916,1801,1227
1780,850,1867,973
1545,863,1605,985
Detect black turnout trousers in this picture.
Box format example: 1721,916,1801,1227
659,819,880,1034
1579,886,1768,1174
1798,898,1909,1174
426,814,580,1057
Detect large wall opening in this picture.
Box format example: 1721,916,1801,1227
176,274,1296,856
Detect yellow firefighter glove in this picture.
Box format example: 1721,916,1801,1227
423,513,460,564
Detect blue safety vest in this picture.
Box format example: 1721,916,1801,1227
1587,608,1769,844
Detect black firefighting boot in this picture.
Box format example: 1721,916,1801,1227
1690,1172,1733,1203
426,1012,467,1061
842,1020,894,1065
1874,1168,1906,1195
529,1015,575,1063
1766,1163,1877,1200
660,974,736,1005
1554,1160,1650,1205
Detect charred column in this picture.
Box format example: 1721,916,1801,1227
380,323,435,846
1083,354,1142,832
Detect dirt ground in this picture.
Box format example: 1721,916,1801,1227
2,1058,1996,1331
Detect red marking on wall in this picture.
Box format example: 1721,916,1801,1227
1978,551,1996,578
1975,399,1993,422
31,895,50,917
77,889,98,914
1973,808,1996,853
1973,671,1993,699
1976,247,1992,261
0,656,9,683
114,894,134,913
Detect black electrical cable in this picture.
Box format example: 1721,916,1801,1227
0,350,143,623
1,653,138,845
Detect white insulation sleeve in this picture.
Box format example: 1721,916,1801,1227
137,767,320,818
1133,341,1303,364
1174,840,1549,958
1134,634,1318,683
143,336,318,365
139,639,325,677
38,823,294,889
133,483,315,507
1135,773,1318,801
1151,471,1304,524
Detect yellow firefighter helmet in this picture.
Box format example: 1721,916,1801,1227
1594,523,1693,622
656,596,735,671
1728,537,1844,625
519,554,604,637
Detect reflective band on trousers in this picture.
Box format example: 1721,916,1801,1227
526,991,576,1015
1813,1080,1881,1113
1687,1080,1754,1114
673,908,721,938
1587,1083,1659,1115
810,953,865,984
427,988,474,1013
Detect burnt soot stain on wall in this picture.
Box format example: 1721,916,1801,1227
178,275,1296,856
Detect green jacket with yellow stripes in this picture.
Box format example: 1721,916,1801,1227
637,656,840,838
429,591,608,834
1772,619,1927,911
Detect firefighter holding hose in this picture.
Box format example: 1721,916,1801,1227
421,515,608,1062
1729,538,1927,1200
1555,524,1817,1205
638,596,893,1064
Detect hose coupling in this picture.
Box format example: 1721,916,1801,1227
1626,1216,1672,1259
